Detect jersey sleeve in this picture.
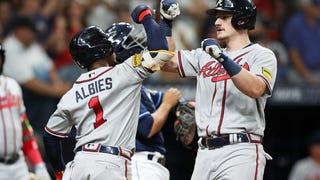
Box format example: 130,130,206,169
177,48,206,77
45,100,73,138
250,49,277,95
137,104,153,138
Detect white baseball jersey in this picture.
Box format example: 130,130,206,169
45,59,152,152
0,75,24,156
0,75,30,180
177,43,277,137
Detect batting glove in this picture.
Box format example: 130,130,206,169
201,38,225,62
34,163,51,180
160,0,180,20
131,4,153,24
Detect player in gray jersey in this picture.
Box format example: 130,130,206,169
42,23,174,179
161,0,277,179
0,44,50,180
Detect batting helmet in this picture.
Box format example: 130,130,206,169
69,26,114,69
105,22,146,63
207,0,257,30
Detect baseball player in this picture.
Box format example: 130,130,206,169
42,15,174,179
105,1,182,179
0,43,51,180
160,0,278,179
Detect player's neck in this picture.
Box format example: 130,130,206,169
225,35,251,52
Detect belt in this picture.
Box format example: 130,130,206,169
0,154,20,164
147,153,166,166
201,133,262,150
134,151,166,166
75,144,132,160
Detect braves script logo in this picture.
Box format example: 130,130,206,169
199,61,249,82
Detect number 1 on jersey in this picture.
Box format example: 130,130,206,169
88,96,107,129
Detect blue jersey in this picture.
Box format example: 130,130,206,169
135,86,166,154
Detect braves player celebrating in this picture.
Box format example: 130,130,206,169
105,2,183,179
42,14,174,179
160,0,278,179
0,44,51,180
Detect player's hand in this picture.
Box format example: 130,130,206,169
201,38,223,61
162,88,181,108
160,0,180,20
34,163,51,180
131,4,153,24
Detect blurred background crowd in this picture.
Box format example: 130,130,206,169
0,0,319,179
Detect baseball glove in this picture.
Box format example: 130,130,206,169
174,100,196,147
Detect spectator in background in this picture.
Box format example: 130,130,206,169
0,0,12,42
5,0,59,44
2,15,71,139
288,130,320,180
282,0,320,85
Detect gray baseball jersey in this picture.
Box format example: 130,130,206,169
177,43,277,137
45,59,152,152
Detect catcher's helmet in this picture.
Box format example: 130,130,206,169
105,22,147,63
207,0,257,30
69,26,114,69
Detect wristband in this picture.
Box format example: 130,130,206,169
219,53,242,77
139,9,153,22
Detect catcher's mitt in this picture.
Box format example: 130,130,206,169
174,100,196,147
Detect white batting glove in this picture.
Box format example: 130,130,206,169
34,163,51,180
140,50,175,71
201,38,224,62
160,0,180,20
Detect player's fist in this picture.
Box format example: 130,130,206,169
201,38,223,61
131,4,153,24
160,0,180,20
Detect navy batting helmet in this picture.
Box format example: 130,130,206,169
207,0,257,30
105,22,146,64
69,26,114,69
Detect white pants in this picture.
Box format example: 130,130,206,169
131,151,169,180
0,151,30,180
62,151,131,180
191,142,270,180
